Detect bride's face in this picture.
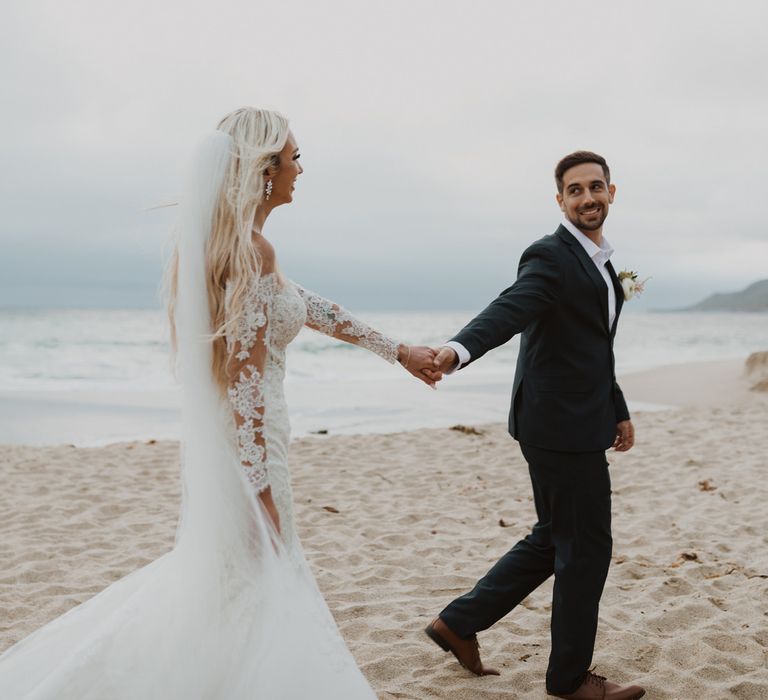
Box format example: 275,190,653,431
266,132,303,206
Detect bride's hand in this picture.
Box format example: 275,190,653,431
258,486,281,535
398,344,443,388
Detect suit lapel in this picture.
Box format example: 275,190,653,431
606,260,623,339
556,226,610,334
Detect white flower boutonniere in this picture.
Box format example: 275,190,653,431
618,270,648,301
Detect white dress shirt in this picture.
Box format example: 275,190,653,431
444,219,617,371
561,218,617,330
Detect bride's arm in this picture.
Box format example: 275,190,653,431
293,282,400,363
226,273,279,533
292,282,441,386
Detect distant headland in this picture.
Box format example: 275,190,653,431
683,279,768,312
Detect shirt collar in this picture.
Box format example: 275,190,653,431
561,217,614,263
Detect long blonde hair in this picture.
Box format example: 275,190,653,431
166,107,291,395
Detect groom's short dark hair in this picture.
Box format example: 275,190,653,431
555,151,610,193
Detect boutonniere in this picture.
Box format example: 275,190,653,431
617,270,648,301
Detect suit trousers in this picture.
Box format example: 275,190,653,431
439,443,613,695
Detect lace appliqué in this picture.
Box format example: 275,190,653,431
225,275,276,494
227,366,268,492
293,283,399,363
227,275,278,359
227,367,265,419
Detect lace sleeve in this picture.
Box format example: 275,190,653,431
225,275,275,493
292,282,399,363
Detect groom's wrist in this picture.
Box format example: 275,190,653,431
442,341,470,373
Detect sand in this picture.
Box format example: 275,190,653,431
1,359,767,699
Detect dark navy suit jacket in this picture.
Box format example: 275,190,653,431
452,225,630,453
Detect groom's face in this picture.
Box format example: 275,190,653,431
556,163,615,232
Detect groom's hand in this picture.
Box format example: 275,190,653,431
398,345,443,388
432,346,458,373
613,420,635,452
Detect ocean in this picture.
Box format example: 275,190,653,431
1,309,766,445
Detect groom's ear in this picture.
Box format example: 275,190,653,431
555,192,566,212
608,183,616,202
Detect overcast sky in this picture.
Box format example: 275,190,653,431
1,0,766,311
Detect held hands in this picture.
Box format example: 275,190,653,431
432,346,458,373
613,420,635,452
398,344,460,388
398,345,444,388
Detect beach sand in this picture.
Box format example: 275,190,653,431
1,358,767,698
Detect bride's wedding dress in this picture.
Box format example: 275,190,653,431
230,272,398,555
0,133,397,699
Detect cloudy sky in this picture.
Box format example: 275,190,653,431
1,0,766,311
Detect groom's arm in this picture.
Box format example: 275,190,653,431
612,379,634,451
614,380,630,423
439,242,561,370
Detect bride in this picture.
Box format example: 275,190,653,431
0,107,440,698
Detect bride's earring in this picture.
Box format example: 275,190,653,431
265,179,273,201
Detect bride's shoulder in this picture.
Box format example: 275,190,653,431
252,234,276,276
234,236,278,294
225,237,280,303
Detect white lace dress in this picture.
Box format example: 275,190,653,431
225,272,398,551
0,272,399,700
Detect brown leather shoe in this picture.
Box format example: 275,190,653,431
424,617,500,676
547,670,645,699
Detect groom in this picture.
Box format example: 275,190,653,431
425,152,645,700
